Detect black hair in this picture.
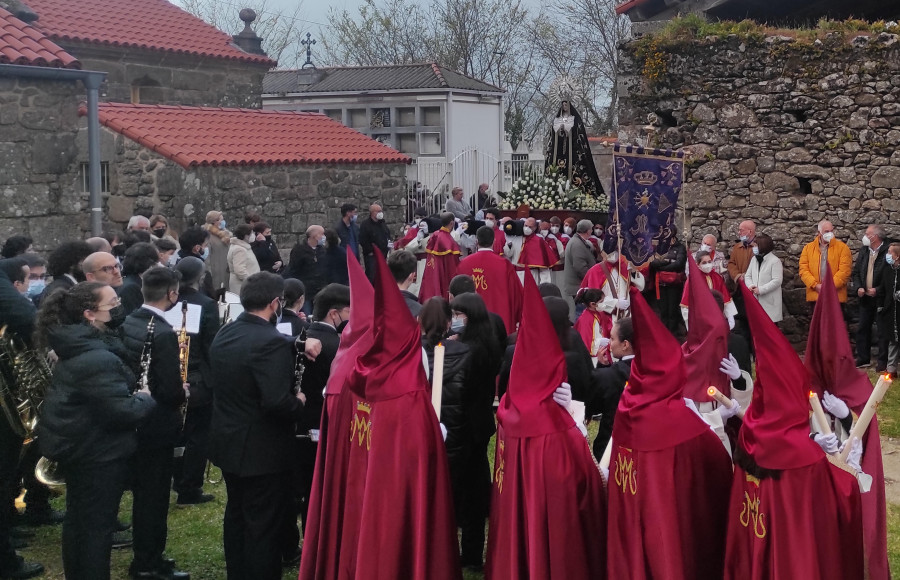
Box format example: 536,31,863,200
47,240,92,278
420,297,451,347
35,281,106,348
450,292,498,357
387,250,417,283
141,266,181,303
324,228,340,249
0,257,28,284
20,253,46,270
448,274,475,297
102,229,123,246
244,211,261,224
543,296,573,350
122,229,151,248
179,227,209,255
1,235,32,258
154,238,177,254
475,226,494,248
710,289,725,313
313,283,351,320
123,242,160,276
539,282,562,298
284,278,306,305
614,316,633,344
341,203,357,217
755,233,774,255
483,207,500,220
576,288,604,305
233,224,252,240
240,271,284,311
252,221,270,235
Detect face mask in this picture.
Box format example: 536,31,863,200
699,263,714,274
887,253,896,266
265,234,273,242
484,219,495,229
699,243,711,252
317,236,326,247
167,253,178,267
539,230,549,238
200,247,210,261
822,232,834,243
152,227,167,238
594,229,603,237
450,317,466,333
862,235,871,247
564,226,573,236
606,251,618,263
246,235,255,244
104,305,126,329
219,219,226,230
375,212,384,221
26,279,45,298
752,246,759,256
550,226,559,235
522,226,533,236
270,300,284,325
351,214,358,223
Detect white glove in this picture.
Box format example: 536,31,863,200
616,298,630,311
598,337,610,349
719,354,741,381
440,423,448,442
840,437,863,471
553,382,572,408
814,432,839,454
822,391,850,420
717,399,741,420
418,221,429,234
387,241,394,250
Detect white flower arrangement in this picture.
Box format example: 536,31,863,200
498,165,609,211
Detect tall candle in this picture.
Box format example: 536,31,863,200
808,391,833,437
707,386,745,418
432,343,445,420
839,373,892,462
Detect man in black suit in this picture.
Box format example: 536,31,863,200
283,283,350,563
172,257,220,506
121,267,189,580
587,316,634,461
852,224,890,371
209,272,321,580
36,240,92,306
358,204,391,282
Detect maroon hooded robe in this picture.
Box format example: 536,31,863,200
418,226,460,303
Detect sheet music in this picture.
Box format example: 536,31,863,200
162,303,202,334
226,303,244,321
224,291,241,304
276,322,293,336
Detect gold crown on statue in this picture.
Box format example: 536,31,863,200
634,171,659,186
356,401,371,414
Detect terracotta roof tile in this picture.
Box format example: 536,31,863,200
0,6,79,68
26,0,274,66
88,103,410,168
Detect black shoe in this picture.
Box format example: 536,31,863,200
132,571,190,580
282,547,302,567
0,556,44,579
116,518,132,532
10,537,28,550
176,493,214,506
19,508,65,526
855,359,870,368
111,530,133,549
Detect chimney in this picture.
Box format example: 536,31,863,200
3,0,39,23
232,8,267,56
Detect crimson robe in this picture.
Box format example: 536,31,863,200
458,250,522,334
573,308,612,362
679,270,732,309
724,460,863,580
491,227,507,255
681,255,731,401
418,227,460,302
395,226,419,250
516,234,553,269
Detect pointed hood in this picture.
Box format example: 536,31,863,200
681,253,731,400
739,281,822,470
497,271,572,438
613,286,709,451
325,251,374,395
350,248,428,402
804,263,873,411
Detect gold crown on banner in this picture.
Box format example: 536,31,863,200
634,171,658,186
356,401,371,414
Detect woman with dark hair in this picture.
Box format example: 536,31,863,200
35,282,154,580
744,233,783,323
321,228,349,286
250,222,283,274
1,234,32,259
446,292,501,570
282,278,308,335
419,297,480,568
545,99,604,198
118,242,161,315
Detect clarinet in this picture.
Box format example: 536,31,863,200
136,318,155,394
293,324,308,396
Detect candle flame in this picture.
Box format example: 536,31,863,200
707,387,717,396
883,374,892,381
808,390,816,399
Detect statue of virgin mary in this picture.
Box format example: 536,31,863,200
545,100,604,197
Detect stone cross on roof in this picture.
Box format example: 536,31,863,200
301,32,316,68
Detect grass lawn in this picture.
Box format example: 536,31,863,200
16,376,900,578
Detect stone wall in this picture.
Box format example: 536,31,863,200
105,133,408,255
617,31,900,348
72,46,267,109
0,76,87,250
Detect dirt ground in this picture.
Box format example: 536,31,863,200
881,437,900,504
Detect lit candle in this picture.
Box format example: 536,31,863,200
707,386,745,418
839,373,893,462
808,391,833,438
431,343,445,420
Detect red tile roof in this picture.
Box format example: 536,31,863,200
88,103,410,168
0,6,79,68
25,0,274,66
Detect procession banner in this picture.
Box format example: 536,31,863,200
604,145,684,266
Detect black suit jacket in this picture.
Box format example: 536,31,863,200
121,308,186,448
117,275,144,316
851,243,889,299
299,322,341,433
178,288,220,407
587,357,632,460
209,312,302,477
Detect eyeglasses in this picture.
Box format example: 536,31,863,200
95,263,123,274
28,274,48,281
96,297,122,311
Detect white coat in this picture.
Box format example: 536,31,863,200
744,252,783,322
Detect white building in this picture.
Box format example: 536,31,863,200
262,63,505,214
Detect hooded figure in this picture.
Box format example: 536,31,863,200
804,265,888,580
418,216,461,303
486,272,606,580
544,99,604,198
723,281,863,580
607,287,732,580
339,248,460,579
299,252,374,580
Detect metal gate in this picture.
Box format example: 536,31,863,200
404,148,502,219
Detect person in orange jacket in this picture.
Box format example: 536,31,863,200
798,220,853,306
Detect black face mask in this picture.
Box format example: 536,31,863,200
265,235,273,242
152,228,167,238
105,305,127,329
336,319,349,334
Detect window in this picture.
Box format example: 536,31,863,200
349,109,367,128
324,109,343,122
419,132,441,155
422,106,441,126
397,107,416,126
370,108,390,128
396,133,417,154
79,162,110,193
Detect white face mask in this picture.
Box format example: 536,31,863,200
822,231,834,243
606,251,618,263
376,212,385,221
564,226,573,236
739,235,749,243
699,243,711,252
550,226,559,235
862,235,871,247
594,229,603,237
484,219,495,229
523,226,534,236
699,263,714,274
539,230,549,238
